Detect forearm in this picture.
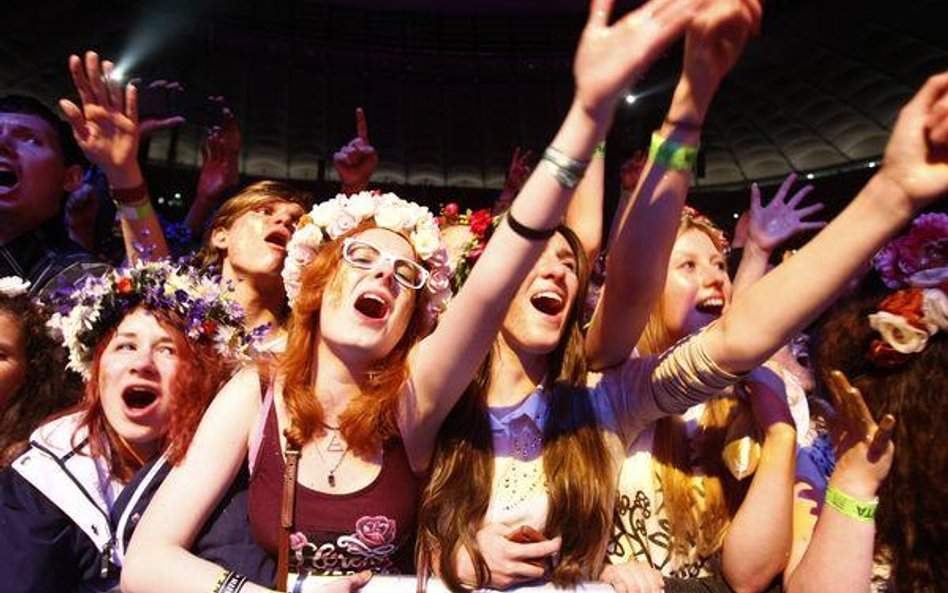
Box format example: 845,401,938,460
106,164,170,263
565,150,604,263
586,84,705,369
706,173,916,373
730,240,771,302
721,425,796,593
784,484,876,593
122,544,274,593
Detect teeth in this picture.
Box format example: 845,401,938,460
0,163,13,172
701,298,724,307
534,291,563,304
363,294,386,305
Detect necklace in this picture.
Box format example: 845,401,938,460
315,428,349,487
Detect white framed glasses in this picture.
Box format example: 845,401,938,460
341,238,429,290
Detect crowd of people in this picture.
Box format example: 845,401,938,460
1,1,946,592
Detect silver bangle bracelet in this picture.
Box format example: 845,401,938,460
541,146,590,189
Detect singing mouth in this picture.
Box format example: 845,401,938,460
122,385,160,410
695,296,725,316
530,291,566,316
354,292,391,320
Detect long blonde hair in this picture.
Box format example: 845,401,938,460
636,209,749,561
418,227,615,591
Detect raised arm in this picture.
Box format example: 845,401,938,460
701,72,948,373
586,0,762,370
730,174,826,300
60,51,169,263
564,144,605,263
402,0,705,469
185,101,242,236
785,371,895,593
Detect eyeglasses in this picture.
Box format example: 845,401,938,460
341,238,429,290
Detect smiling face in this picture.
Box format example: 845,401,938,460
661,227,732,342
0,311,26,409
0,112,82,241
501,232,580,357
318,227,421,364
96,309,180,461
213,199,305,280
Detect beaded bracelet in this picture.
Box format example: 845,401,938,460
825,484,878,522
648,132,699,173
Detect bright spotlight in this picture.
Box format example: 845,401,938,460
624,94,637,105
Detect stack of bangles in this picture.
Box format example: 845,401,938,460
111,183,155,221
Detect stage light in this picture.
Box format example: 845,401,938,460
624,94,637,105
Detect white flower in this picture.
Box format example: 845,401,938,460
411,226,441,260
0,276,30,297
345,192,377,219
326,211,359,240
922,288,948,332
310,197,346,228
375,204,406,231
868,311,930,353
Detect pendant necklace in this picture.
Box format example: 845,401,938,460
317,423,349,487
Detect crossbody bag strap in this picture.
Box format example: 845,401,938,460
276,443,301,591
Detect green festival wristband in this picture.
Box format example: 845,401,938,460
649,132,698,172
825,484,878,522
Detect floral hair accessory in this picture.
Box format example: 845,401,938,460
873,212,948,289
437,203,497,292
47,260,259,379
867,284,948,367
282,190,454,321
682,205,729,254
867,213,948,368
0,276,31,298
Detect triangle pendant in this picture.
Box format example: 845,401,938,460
326,432,345,452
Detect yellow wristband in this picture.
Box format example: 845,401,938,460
825,484,878,522
649,132,698,172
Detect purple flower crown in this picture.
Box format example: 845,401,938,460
47,260,261,379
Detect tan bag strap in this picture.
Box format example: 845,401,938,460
277,445,301,591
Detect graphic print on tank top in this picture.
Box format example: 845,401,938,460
248,402,420,576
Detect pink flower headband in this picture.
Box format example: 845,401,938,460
868,212,948,367
282,191,454,323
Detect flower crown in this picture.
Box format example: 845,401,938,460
868,213,948,368
436,203,497,292
47,260,259,379
282,191,454,321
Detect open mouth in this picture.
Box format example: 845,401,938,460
0,166,19,190
695,297,725,317
530,291,566,316
354,293,391,320
264,229,289,250
122,386,160,410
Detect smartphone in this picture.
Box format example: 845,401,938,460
136,82,224,128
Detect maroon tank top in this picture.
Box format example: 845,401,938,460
248,402,420,575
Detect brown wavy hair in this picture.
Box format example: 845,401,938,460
195,180,311,270
418,226,616,590
0,295,78,466
635,211,747,562
813,292,947,593
72,308,231,482
279,221,430,456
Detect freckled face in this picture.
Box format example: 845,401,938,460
214,200,305,279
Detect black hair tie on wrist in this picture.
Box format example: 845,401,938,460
506,211,557,241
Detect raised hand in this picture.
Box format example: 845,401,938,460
197,101,241,201
825,370,895,500
747,173,827,253
573,0,704,120
59,51,143,189
878,71,948,207
137,80,186,138
600,561,665,593
334,107,378,194
504,146,534,195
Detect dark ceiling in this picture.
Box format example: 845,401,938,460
5,0,948,199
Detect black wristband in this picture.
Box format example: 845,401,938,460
506,211,557,241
